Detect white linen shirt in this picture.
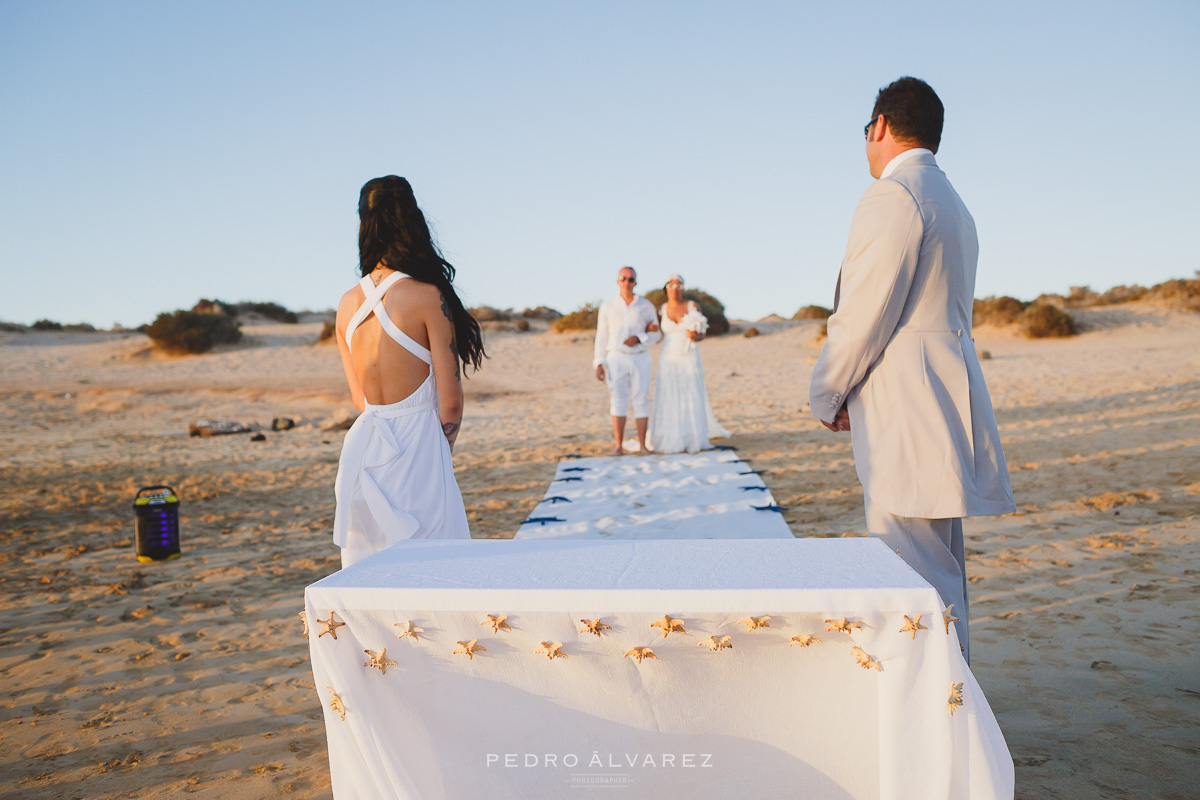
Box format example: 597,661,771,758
880,147,932,180
593,295,662,367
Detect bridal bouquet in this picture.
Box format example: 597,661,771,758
679,305,709,335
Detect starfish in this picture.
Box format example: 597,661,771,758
948,682,964,716
825,617,862,635
578,618,612,637
942,605,960,634
481,615,512,634
789,634,821,648
298,610,309,639
535,641,568,660
899,614,927,640
363,648,398,675
327,687,346,720
850,646,883,672
394,620,423,642
453,639,486,660
737,616,771,632
318,611,346,640
650,615,686,638
624,646,657,664
698,635,732,652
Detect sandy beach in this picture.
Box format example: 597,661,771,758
1,305,1198,799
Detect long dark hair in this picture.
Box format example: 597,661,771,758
357,176,485,373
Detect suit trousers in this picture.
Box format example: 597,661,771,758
864,492,970,663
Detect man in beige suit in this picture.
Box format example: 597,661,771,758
810,77,1015,661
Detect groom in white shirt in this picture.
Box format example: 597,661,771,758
594,266,662,455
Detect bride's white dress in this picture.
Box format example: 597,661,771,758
649,303,730,454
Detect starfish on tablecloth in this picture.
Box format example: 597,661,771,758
453,639,487,660
326,686,346,720
737,616,771,632
789,634,821,648
364,648,398,675
698,635,732,651
948,682,964,715
578,618,612,637
394,620,423,642
851,646,883,672
535,642,568,660
624,647,657,664
318,611,346,640
650,615,686,638
481,615,512,634
825,617,862,635
299,610,309,639
899,614,927,640
942,605,960,634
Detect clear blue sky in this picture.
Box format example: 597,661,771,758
2,1,1197,327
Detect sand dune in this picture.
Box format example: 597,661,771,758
1,305,1198,799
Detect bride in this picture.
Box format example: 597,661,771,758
648,275,730,453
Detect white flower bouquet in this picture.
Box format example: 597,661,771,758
679,305,709,335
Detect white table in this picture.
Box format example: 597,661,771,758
305,538,1013,799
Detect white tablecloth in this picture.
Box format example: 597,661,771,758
304,538,1013,799
515,450,793,539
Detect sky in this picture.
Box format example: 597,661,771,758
1,1,1198,328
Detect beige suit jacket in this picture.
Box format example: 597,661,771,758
809,151,1016,519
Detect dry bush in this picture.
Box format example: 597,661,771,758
552,303,599,332
793,304,833,320
193,298,237,316
318,321,336,343
31,319,63,330
972,296,1028,327
516,318,530,332
469,306,514,322
1142,275,1200,311
147,309,242,353
0,322,23,332
63,323,96,332
642,287,730,335
1019,303,1077,338
521,306,561,321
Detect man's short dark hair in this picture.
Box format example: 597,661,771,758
871,77,944,153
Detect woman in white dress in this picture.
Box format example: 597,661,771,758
331,176,485,567
649,274,730,454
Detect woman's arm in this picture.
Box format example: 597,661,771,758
335,291,367,412
426,288,465,451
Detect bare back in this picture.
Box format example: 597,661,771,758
336,273,436,407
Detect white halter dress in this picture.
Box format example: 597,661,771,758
332,273,470,568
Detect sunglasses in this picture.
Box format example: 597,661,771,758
864,114,883,140
618,276,636,283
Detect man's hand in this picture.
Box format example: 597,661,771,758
645,322,659,333
821,406,850,432
622,335,640,347
595,364,606,382
688,330,704,341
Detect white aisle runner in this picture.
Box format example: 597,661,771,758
514,450,793,540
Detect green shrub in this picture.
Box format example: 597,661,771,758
147,309,242,353
552,303,599,332
1019,303,1077,338
31,319,63,330
642,287,730,335
237,301,298,323
792,304,833,320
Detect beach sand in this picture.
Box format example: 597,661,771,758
1,306,1197,799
